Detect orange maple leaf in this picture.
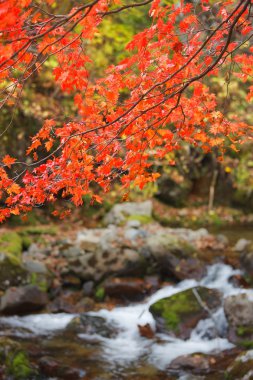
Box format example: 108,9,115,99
2,155,16,168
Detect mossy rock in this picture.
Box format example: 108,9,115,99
0,257,29,290
235,326,253,349
0,232,28,290
7,351,35,379
21,234,32,250
149,286,221,339
104,201,152,226
0,337,36,379
95,286,105,301
0,232,23,257
240,250,253,284
29,272,49,292
0,231,51,290
226,350,253,379
147,233,195,259
224,293,253,349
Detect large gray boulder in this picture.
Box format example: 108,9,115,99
146,233,205,280
76,229,102,252
61,226,148,282
103,201,153,226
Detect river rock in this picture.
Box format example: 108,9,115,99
240,247,253,282
23,259,52,291
61,227,148,282
149,286,222,339
23,260,48,274
41,218,228,289
103,277,147,301
0,253,29,291
126,220,141,229
169,354,210,373
0,285,48,315
66,314,117,338
82,280,95,297
234,238,251,253
104,201,153,226
0,232,29,290
76,229,101,252
146,233,205,280
62,274,82,287
226,350,253,380
0,337,36,379
39,356,84,379
224,293,253,348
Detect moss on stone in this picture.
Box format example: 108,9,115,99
0,232,29,289
227,355,253,379
240,341,253,350
0,338,36,379
150,287,220,336
0,232,23,257
21,234,32,251
148,233,195,259
237,325,253,337
95,287,105,301
7,351,34,379
150,288,201,332
235,326,253,349
29,272,48,292
126,214,153,224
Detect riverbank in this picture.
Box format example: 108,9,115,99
0,201,253,379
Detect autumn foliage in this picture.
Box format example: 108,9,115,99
0,0,252,221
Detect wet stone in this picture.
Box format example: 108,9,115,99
226,350,253,380
39,356,86,379
169,353,210,374
224,293,253,348
234,238,251,252
104,277,147,301
83,280,95,297
66,314,117,338
0,285,48,315
149,286,222,339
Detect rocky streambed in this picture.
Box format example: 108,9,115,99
0,202,253,379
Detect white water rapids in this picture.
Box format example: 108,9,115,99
1,263,253,370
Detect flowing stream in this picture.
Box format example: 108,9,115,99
1,263,253,379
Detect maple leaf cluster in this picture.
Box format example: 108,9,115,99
0,0,252,221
